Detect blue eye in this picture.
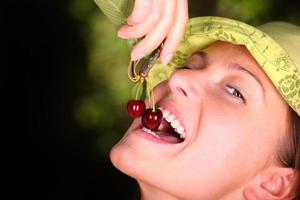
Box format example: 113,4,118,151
225,85,245,102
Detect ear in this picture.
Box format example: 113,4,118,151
243,167,297,200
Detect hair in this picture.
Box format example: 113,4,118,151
277,109,300,199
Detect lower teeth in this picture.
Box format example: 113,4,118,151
143,127,160,138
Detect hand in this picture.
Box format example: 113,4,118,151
117,0,189,64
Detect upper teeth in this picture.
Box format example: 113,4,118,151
159,107,186,139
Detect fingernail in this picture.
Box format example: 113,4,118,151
117,27,129,38
127,17,135,25
117,31,128,39
131,53,145,61
162,53,173,64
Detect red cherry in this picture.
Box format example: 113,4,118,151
127,100,146,118
142,108,163,131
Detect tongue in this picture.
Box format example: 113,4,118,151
157,119,182,143
157,118,174,132
157,131,183,143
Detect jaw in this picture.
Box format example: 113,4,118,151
138,181,182,200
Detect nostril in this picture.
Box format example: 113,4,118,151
176,87,187,96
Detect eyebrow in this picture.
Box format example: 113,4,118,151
229,63,265,93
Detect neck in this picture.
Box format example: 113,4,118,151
138,181,180,200
137,181,244,200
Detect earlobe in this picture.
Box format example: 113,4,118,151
243,167,297,200
261,176,284,196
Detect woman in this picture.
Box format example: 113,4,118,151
113,1,300,199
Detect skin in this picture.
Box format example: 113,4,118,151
117,0,188,64
110,42,291,200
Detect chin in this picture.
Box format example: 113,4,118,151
109,142,132,175
109,123,143,178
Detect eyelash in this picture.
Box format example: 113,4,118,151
178,65,190,70
225,85,245,102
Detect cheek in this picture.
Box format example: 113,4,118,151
183,103,277,190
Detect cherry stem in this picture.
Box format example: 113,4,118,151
151,87,155,112
135,77,144,100
146,78,155,112
151,91,155,112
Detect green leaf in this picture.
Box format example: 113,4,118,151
93,0,134,28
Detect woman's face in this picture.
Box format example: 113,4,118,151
110,42,291,199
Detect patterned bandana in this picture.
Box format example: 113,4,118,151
148,16,300,116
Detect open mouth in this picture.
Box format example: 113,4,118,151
142,107,186,144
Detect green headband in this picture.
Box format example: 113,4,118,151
148,16,300,116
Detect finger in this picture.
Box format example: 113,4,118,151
131,0,176,61
160,0,189,64
127,0,153,25
117,2,162,39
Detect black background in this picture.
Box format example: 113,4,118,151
3,0,300,199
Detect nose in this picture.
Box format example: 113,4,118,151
168,69,203,99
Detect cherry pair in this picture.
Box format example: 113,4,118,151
127,100,162,131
